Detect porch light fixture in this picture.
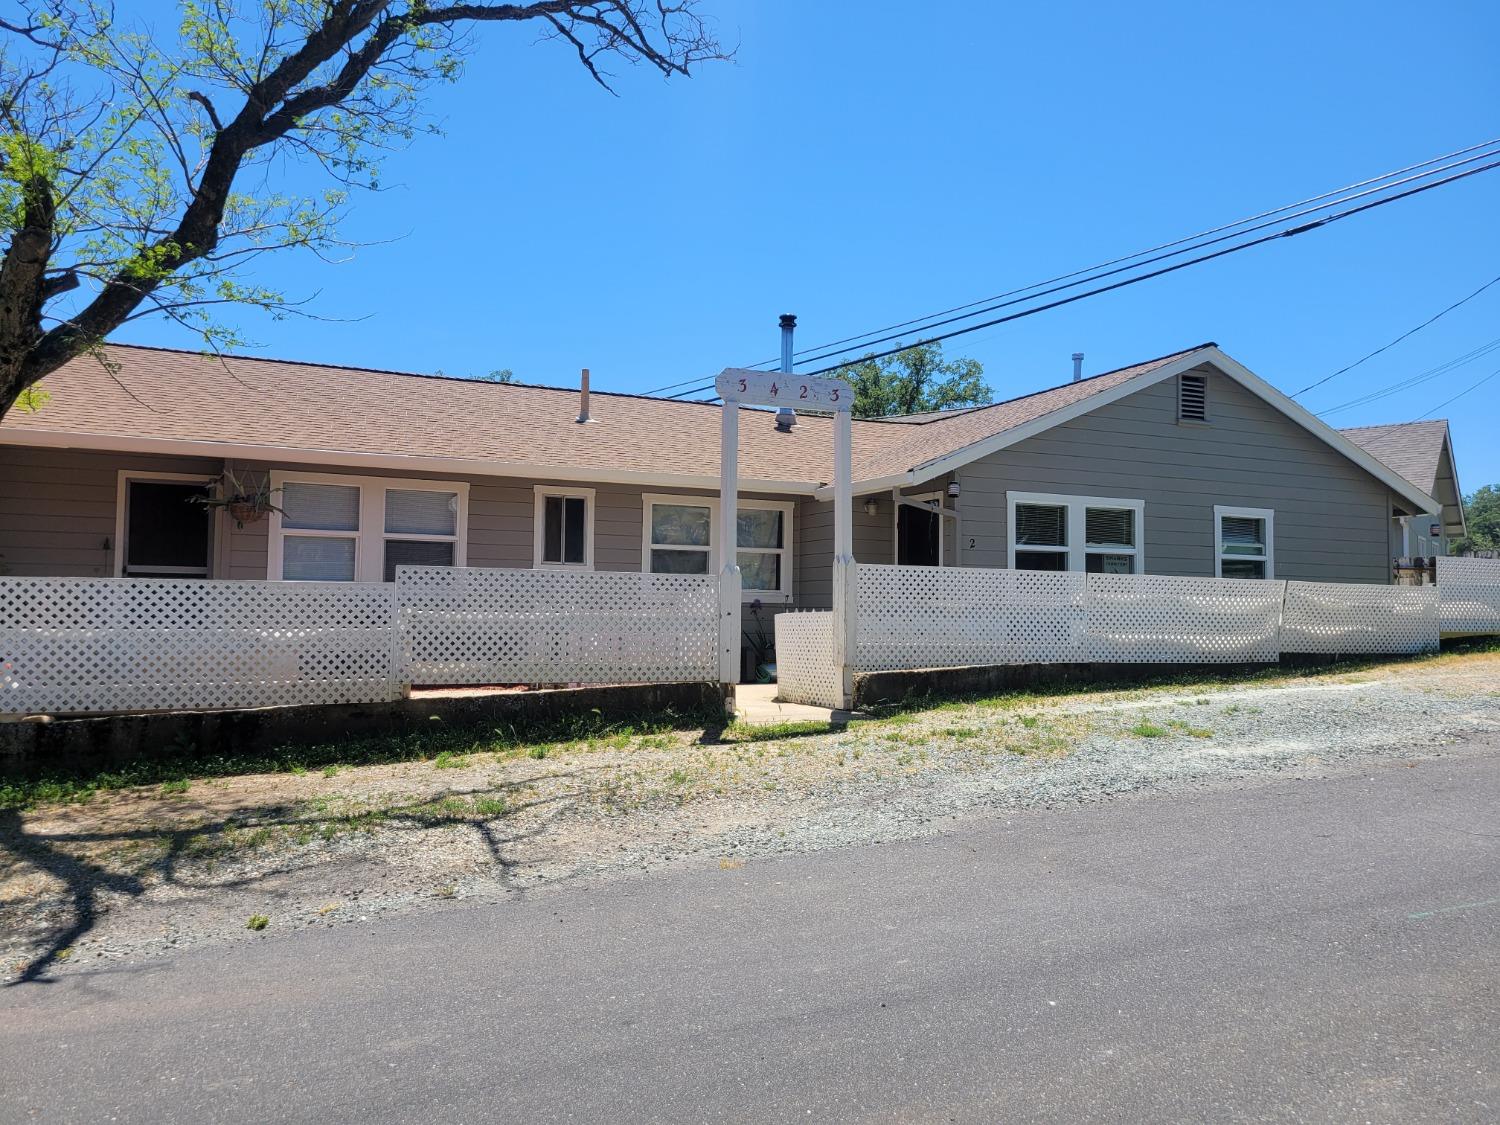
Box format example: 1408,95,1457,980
863,498,879,516
947,481,961,499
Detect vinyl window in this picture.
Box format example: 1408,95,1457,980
534,487,595,569
270,472,467,582
1214,506,1274,579
642,494,793,602
1008,492,1144,574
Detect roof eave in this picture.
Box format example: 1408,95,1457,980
0,427,822,496
817,345,1444,515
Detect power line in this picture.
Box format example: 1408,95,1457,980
1315,336,1500,417
793,150,1500,372
795,156,1500,376
651,142,1500,400
1419,365,1500,419
1291,273,1500,398
737,137,1500,371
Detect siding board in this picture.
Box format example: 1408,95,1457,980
957,370,1394,582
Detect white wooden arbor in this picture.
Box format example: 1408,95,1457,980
714,367,856,708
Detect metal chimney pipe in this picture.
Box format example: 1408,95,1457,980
776,314,798,431
1071,352,1084,383
576,367,590,423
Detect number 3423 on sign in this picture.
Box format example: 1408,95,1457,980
714,368,853,411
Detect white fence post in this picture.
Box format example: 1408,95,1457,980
832,406,855,709
718,392,743,688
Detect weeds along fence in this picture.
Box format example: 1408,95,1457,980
774,561,1494,710
0,567,720,717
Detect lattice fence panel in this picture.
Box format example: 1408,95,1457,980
1437,556,1500,636
0,577,398,715
397,566,717,686
1084,574,1285,663
855,564,1086,670
1281,581,1438,655
773,611,843,709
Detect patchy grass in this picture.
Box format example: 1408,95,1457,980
0,702,723,811
431,751,467,770
720,720,836,743
1130,721,1168,738
874,636,1500,719
1168,720,1214,739
246,915,269,931
159,778,191,796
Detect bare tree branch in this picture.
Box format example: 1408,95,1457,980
0,0,730,416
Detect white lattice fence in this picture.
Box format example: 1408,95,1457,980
855,564,1086,670
0,577,398,715
1437,557,1500,636
397,566,718,686
773,611,843,709
1281,581,1438,654
1084,574,1286,663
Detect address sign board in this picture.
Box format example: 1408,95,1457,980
715,368,852,411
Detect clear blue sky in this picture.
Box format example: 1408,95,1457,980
118,1,1500,490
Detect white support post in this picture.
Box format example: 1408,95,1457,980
718,395,742,687
832,407,855,709
712,365,854,710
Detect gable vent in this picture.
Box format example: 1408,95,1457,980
1178,372,1208,421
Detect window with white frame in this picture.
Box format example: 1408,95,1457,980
534,486,594,568
1214,506,1273,579
642,494,793,602
271,472,466,582
1008,492,1144,574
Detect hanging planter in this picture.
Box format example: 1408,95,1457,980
194,470,283,529
227,499,266,526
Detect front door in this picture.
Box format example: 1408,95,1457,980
897,504,940,566
121,479,212,578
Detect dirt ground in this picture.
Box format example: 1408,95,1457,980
5,648,1500,983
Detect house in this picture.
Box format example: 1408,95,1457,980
1339,419,1466,558
0,342,1455,620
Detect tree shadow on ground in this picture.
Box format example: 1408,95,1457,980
1,769,594,986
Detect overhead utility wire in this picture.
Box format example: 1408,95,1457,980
643,139,1500,397
792,151,1500,372
1315,336,1500,417
736,136,1500,370
1419,366,1500,418
791,157,1500,377
658,150,1500,399
1290,272,1500,398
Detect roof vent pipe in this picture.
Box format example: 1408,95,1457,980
775,314,798,432
576,367,590,423
1071,352,1084,383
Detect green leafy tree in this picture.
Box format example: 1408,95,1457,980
0,1,727,419
836,344,992,418
1454,484,1500,554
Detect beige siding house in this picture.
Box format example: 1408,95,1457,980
0,343,1455,621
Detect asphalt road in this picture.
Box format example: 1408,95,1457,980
4,744,1498,1124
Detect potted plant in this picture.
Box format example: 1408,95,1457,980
194,469,283,528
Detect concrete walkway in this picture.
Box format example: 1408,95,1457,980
733,682,861,726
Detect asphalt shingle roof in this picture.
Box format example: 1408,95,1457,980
0,342,1214,487
1338,420,1451,496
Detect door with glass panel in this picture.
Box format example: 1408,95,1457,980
275,477,462,581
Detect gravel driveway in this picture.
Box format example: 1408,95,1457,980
4,647,1499,981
